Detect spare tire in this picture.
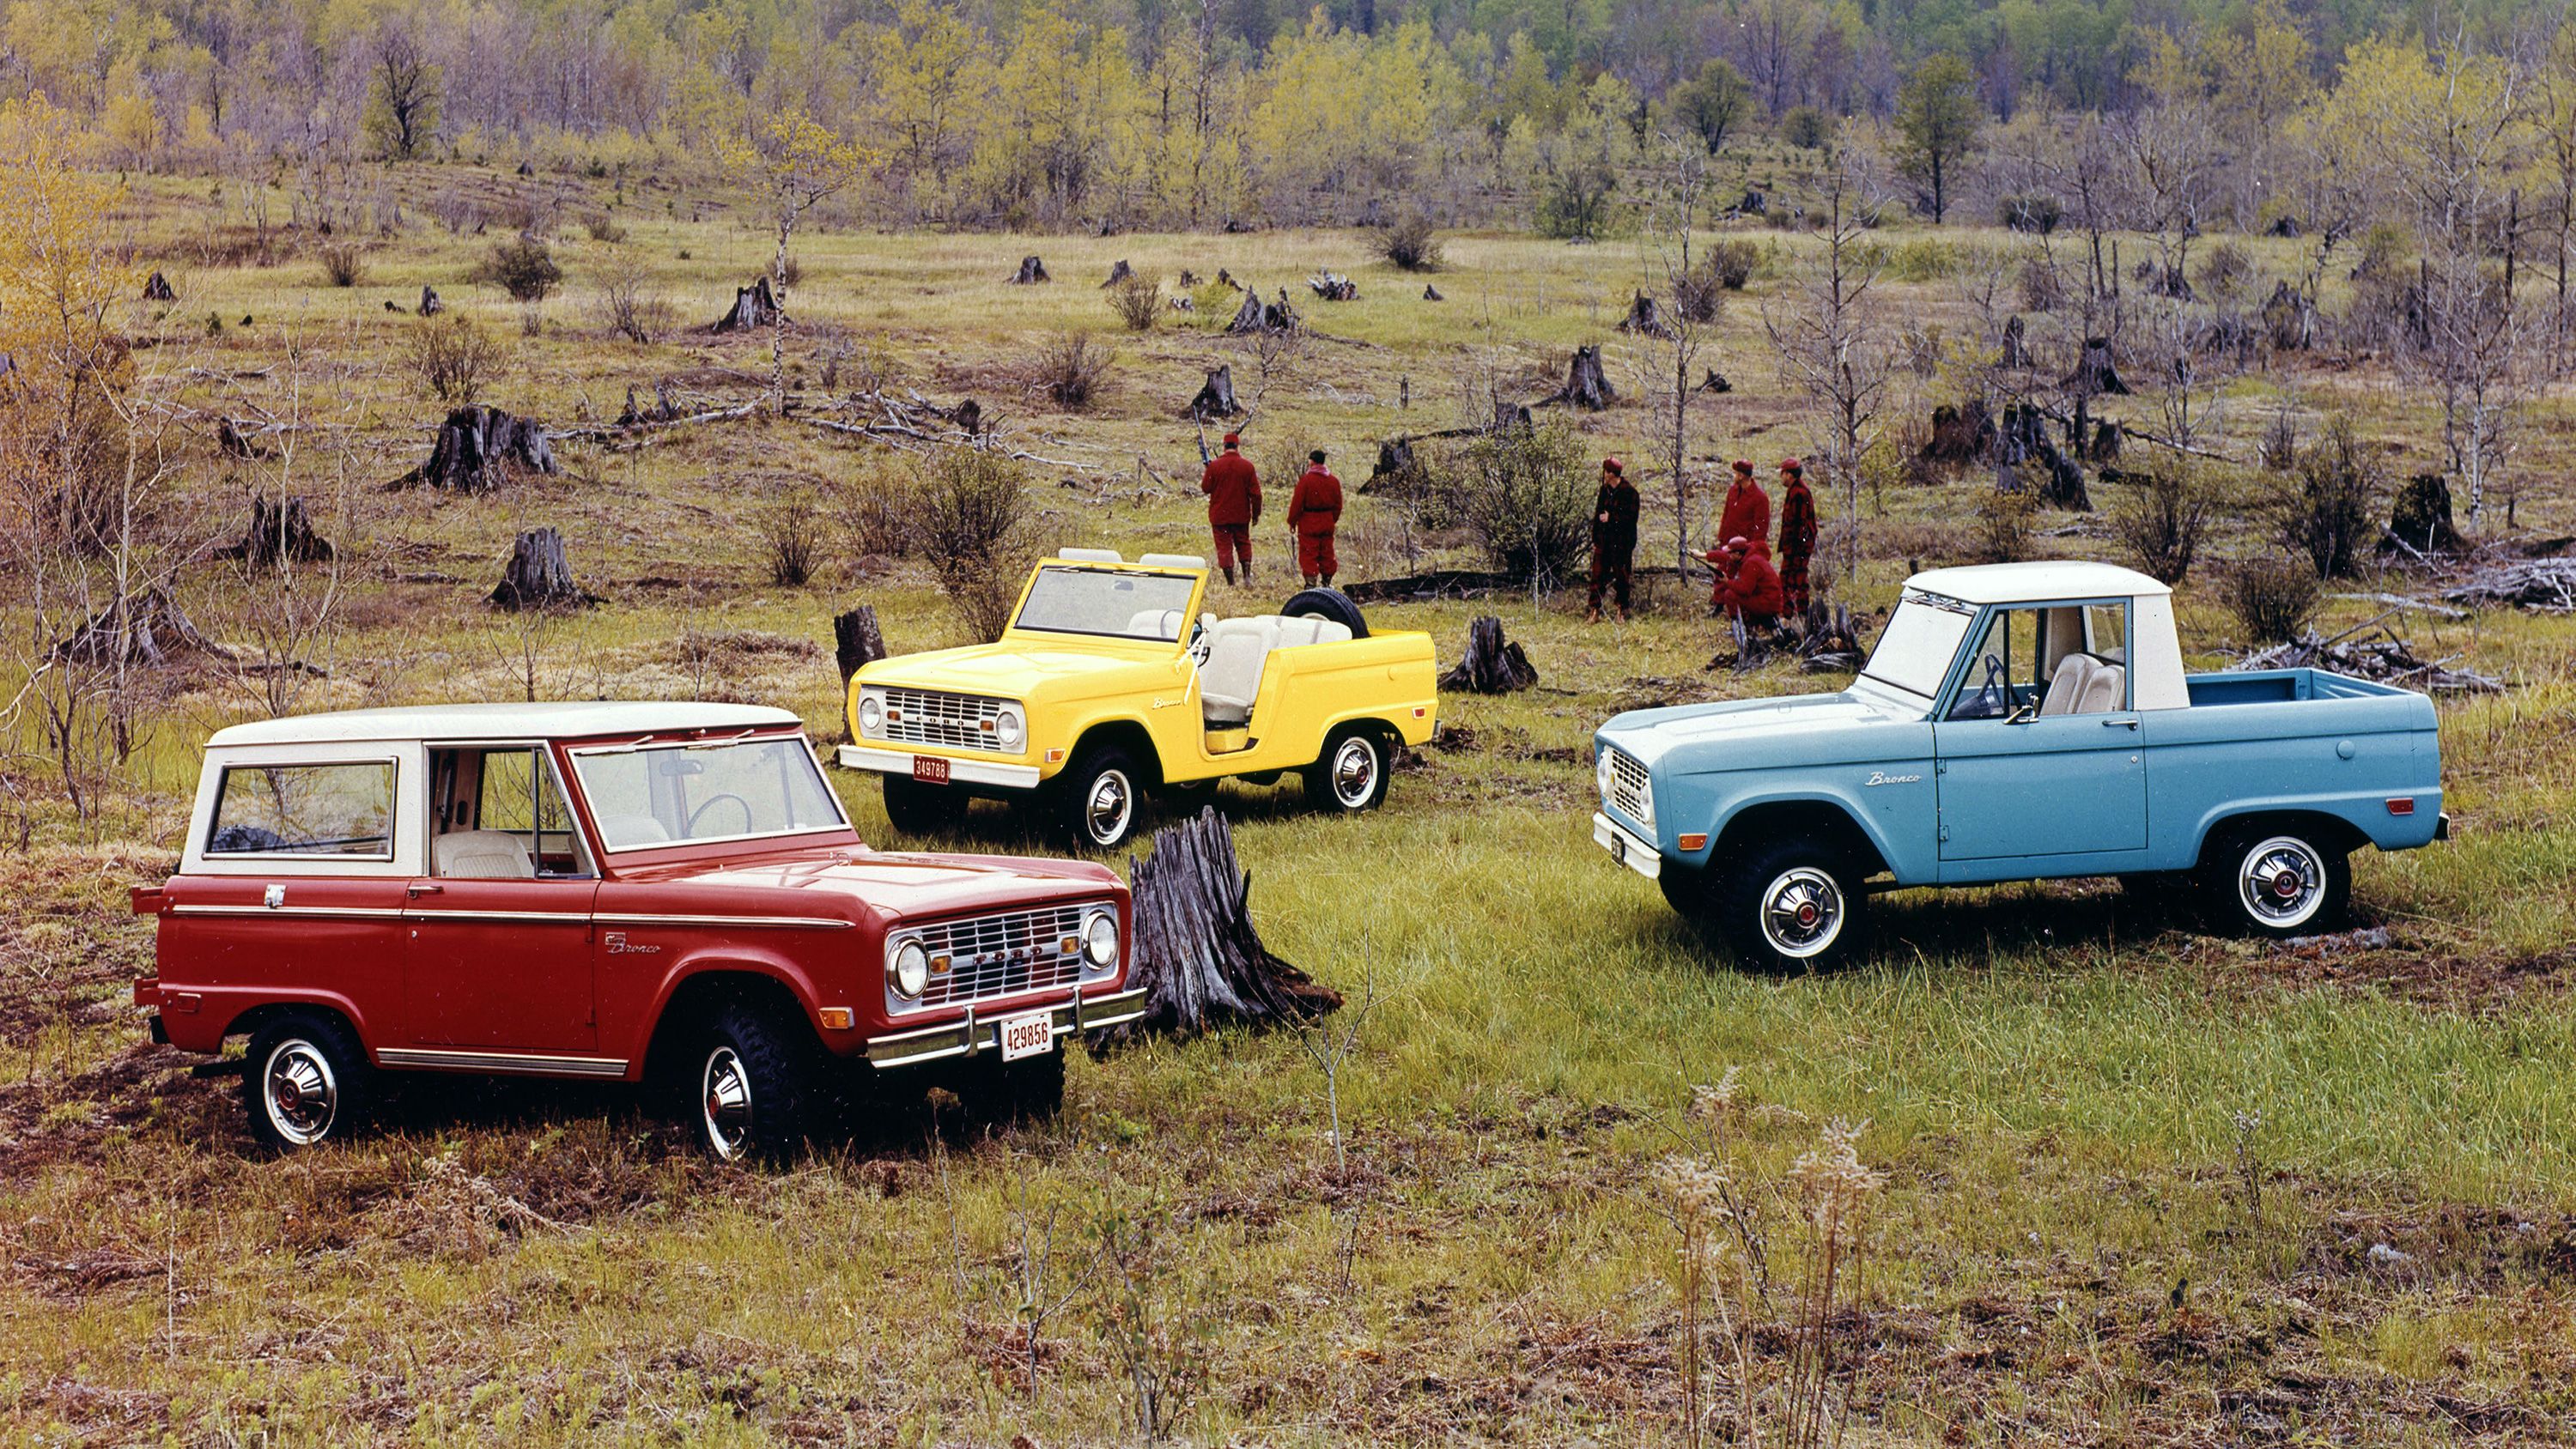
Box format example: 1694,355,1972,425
1280,586,1368,639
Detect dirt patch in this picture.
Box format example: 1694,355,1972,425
2224,933,2576,1013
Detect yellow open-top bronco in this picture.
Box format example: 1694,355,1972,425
836,550,1439,849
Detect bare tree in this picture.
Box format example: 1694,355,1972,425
1631,132,1722,577
210,357,349,719
1763,146,1893,586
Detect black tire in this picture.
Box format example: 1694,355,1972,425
882,774,963,836
2200,824,2351,939
1711,836,1871,972
1304,726,1391,815
1280,586,1368,639
1054,745,1144,851
692,1000,822,1164
950,1048,1068,1131
244,1012,374,1152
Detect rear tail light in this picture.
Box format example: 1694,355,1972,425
2386,798,2415,816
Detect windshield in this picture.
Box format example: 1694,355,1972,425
1013,566,1199,641
568,735,847,852
1862,591,1978,700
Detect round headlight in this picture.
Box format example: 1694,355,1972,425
858,694,884,737
1083,912,1119,967
890,940,928,997
996,706,1024,749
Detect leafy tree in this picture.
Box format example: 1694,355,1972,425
862,0,992,217
1895,52,1981,224
726,108,870,410
1667,58,1750,155
361,26,441,161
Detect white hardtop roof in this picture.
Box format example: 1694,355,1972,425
207,702,803,748
1904,561,2172,606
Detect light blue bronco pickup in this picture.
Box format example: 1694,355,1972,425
1594,562,2449,968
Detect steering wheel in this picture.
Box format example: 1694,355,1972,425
1185,619,1213,669
685,792,755,838
1962,653,2006,718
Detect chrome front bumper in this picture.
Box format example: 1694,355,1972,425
1593,812,1662,881
864,986,1150,1068
835,743,1042,790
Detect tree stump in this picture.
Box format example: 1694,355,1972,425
1367,436,1421,493
710,276,781,332
833,605,887,738
1698,368,1732,394
1423,284,1444,301
2088,419,2121,463
1101,259,1134,288
1121,807,1341,1037
217,416,273,460
489,527,593,609
1182,365,1243,420
1999,314,2032,368
1440,616,1540,694
2063,336,2129,397
619,382,683,426
952,397,987,437
2261,281,2314,351
52,587,224,666
418,285,443,316
1217,269,1244,291
1920,401,1994,464
1177,270,1200,288
142,271,175,301
216,495,335,566
1491,401,1533,433
1549,346,1614,409
1615,291,1674,339
397,405,559,490
1227,288,1297,335
1009,255,1050,284
1307,272,1357,300
2385,474,2464,555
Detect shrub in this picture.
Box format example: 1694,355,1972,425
780,255,805,288
1879,238,1963,283
914,448,1034,640
833,463,912,559
1375,210,1443,271
2109,465,2211,585
318,242,366,287
1037,332,1113,409
2257,405,2299,471
1452,421,1591,586
595,270,674,343
1537,161,1622,241
761,487,823,587
2277,415,2382,579
407,312,505,404
2225,556,2320,643
2018,253,2065,312
2198,241,2252,301
1780,106,1833,149
1972,487,2041,563
472,234,563,302
1999,192,2062,234
583,214,628,243
1107,273,1161,331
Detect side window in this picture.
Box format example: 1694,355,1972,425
429,748,593,878
209,761,396,858
1945,609,2039,720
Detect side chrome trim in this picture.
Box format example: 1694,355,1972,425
592,912,856,931
169,904,408,921
834,744,1044,790
408,909,593,924
376,1047,629,1078
865,986,1148,1069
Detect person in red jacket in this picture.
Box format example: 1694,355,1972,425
1199,432,1262,585
1285,448,1345,587
1708,535,1784,627
1716,458,1770,552
1776,457,1819,616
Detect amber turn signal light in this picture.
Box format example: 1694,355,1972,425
817,1007,854,1031
1677,833,1708,851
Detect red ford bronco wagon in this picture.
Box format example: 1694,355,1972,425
131,703,1144,1160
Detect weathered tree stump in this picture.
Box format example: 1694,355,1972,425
1999,314,2032,368
1227,288,1298,335
1101,259,1134,288
397,405,559,490
1920,401,1994,464
217,416,273,460
952,397,987,437
418,285,443,316
1698,368,1733,394
489,527,594,609
52,587,224,666
710,276,781,332
1217,269,1244,291
1009,255,1050,285
2063,336,2129,397
2385,473,2464,555
1168,295,1195,312
1491,401,1533,433
1307,272,1358,301
2262,281,2315,351
1548,345,1614,410
1121,807,1341,1037
1423,284,1444,301
833,604,887,739
216,495,335,566
1176,270,1200,288
143,271,175,301
1616,291,1675,339
2087,419,2121,463
1439,615,1540,694
1182,365,1242,420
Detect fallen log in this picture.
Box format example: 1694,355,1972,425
1120,807,1340,1037
2236,626,2504,692
1307,271,1358,301
2442,558,2576,613
1340,569,1515,602
1439,615,1539,694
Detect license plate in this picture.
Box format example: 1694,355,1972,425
998,1012,1054,1061
1610,833,1627,864
911,755,951,784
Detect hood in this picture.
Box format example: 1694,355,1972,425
617,845,1122,925
858,640,1172,700
1600,688,1923,771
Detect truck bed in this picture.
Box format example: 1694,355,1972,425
2184,668,2415,706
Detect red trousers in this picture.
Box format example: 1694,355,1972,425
1297,530,1337,578
1211,524,1252,571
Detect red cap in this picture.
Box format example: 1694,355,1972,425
1602,457,1623,476
1222,433,1241,447
1731,458,1753,476
1727,535,1749,549
1778,458,1802,474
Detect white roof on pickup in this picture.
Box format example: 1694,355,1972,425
1905,561,2172,605
206,702,802,748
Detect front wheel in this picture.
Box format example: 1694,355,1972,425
2203,827,2350,938
1713,838,1870,972
693,1002,820,1163
1054,746,1144,851
1304,728,1390,815
245,1012,374,1152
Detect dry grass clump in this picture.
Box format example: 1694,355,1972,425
1374,210,1444,271
758,486,824,586
2225,555,2323,642
405,312,506,404
2110,464,2212,585
1037,332,1114,409
1107,273,1162,330
316,241,365,287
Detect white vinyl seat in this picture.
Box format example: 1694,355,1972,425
1199,615,1352,725
1124,608,1183,639
2078,662,2127,714
595,814,671,849
432,829,536,878
2038,655,2099,717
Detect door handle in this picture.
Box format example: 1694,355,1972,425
406,882,445,896
2101,718,2139,731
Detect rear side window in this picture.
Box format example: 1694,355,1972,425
209,761,396,858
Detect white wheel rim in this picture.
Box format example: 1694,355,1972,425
1084,768,1133,844
263,1039,338,1145
1759,867,1845,959
1331,737,1379,807
2238,835,2326,930
702,1046,753,1161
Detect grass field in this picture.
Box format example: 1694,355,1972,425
3,161,2574,1445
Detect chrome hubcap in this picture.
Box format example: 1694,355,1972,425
1084,768,1133,844
2239,836,2324,926
1331,738,1377,807
1759,868,1844,959
264,1040,338,1145
702,1046,753,1160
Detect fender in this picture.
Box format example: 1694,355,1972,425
177,987,378,1058
1696,776,1928,882
626,948,834,1070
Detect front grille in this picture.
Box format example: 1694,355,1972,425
913,903,1093,1009
1607,749,1653,824
882,688,1010,752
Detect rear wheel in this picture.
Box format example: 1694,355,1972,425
1279,587,1369,638
882,775,963,835
1713,837,1870,972
1054,745,1143,851
1304,727,1390,815
245,1012,373,1152
2202,825,2349,939
692,1001,820,1164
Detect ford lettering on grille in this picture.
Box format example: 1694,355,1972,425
912,904,1093,1008
883,688,1012,753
